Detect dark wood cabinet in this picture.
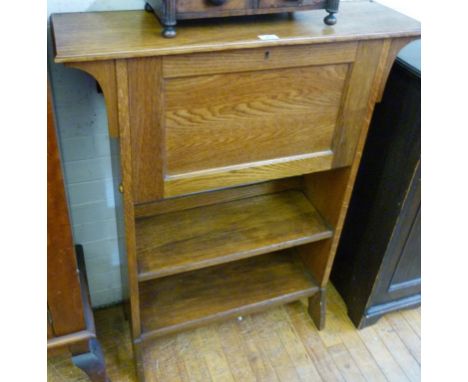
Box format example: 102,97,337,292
47,82,110,382
331,41,421,328
145,0,340,37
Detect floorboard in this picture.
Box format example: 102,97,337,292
47,284,421,382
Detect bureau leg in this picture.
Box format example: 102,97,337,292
133,339,146,382
71,338,110,382
308,288,327,330
324,0,339,25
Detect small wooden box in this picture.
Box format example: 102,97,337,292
145,0,340,37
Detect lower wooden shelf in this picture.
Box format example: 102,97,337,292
139,249,319,340
136,190,332,281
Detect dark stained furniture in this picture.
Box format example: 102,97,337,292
50,3,420,379
145,0,340,37
47,82,110,382
331,40,421,328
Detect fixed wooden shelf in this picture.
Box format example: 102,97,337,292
139,249,319,339
136,190,333,281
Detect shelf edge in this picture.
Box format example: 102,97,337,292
137,229,333,282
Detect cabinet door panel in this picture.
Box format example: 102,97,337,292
163,64,349,197
129,41,384,201
374,163,421,304
165,64,347,174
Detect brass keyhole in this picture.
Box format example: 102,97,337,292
265,51,270,59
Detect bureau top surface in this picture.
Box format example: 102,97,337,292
51,1,420,63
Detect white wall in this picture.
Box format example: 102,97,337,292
48,0,145,307
48,0,419,308
374,0,421,21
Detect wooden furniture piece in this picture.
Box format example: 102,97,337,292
331,41,421,328
145,0,340,37
50,3,420,379
47,82,110,382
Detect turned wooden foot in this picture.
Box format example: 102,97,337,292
162,25,177,38
71,338,110,382
308,288,327,330
324,0,339,25
324,12,337,26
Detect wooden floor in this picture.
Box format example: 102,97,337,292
47,284,421,381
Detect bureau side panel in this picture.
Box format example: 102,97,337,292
299,39,391,287
115,60,142,338
128,57,165,204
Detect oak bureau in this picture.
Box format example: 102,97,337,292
51,2,420,379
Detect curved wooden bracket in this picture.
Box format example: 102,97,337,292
66,60,119,138
374,37,419,103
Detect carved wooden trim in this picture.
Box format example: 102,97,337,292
331,40,386,168
66,60,119,138
374,37,418,103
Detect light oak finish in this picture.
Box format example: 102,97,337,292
48,285,421,382
115,59,141,338
297,39,398,290
160,52,348,197
162,42,357,78
127,57,165,203
139,250,319,340
51,2,420,63
164,150,334,197
136,190,332,280
164,65,347,175
134,177,302,217
51,3,420,378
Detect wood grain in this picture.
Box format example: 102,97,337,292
51,2,420,63
139,250,319,340
177,0,248,13
373,316,420,381
50,5,422,373
165,65,347,174
332,39,386,167
127,57,165,203
48,287,421,382
164,150,333,197
216,320,257,381
47,81,86,336
298,40,392,288
358,324,410,381
259,0,322,8
298,167,351,287
326,288,388,382
285,302,345,381
115,60,141,339
374,37,416,103
162,42,357,78
136,190,332,280
134,177,301,218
